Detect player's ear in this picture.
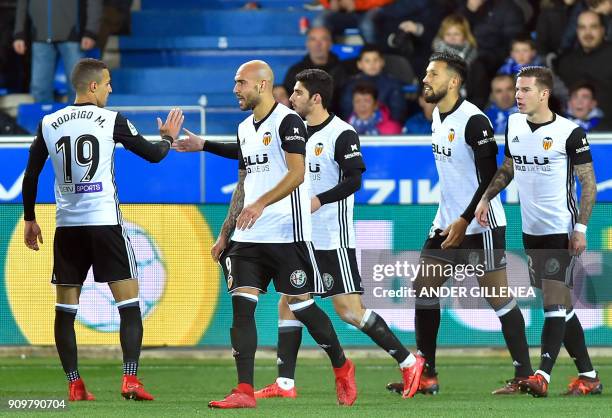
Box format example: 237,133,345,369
89,80,97,93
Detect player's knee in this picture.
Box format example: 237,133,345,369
333,298,364,327
286,294,310,306
488,297,516,316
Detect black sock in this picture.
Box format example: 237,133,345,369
277,322,302,380
231,294,258,386
54,305,79,381
118,301,143,376
415,302,440,375
539,306,566,376
360,310,410,364
497,305,533,377
289,300,345,368
564,309,594,374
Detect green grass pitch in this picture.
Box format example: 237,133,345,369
0,356,610,417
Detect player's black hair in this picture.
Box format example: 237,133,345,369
517,66,554,91
295,68,334,109
428,51,467,87
71,58,109,93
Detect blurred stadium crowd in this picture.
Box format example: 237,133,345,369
0,0,611,135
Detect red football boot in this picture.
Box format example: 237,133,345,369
208,384,256,409
518,374,548,397
562,375,603,396
401,355,425,398
254,382,297,399
121,375,154,401
68,378,95,401
334,359,357,406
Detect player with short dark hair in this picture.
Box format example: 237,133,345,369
476,66,602,397
200,60,356,409
387,52,533,396
251,68,424,400
22,57,184,401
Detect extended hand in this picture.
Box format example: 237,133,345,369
24,220,43,251
157,108,184,141
440,217,468,249
236,201,265,230
173,128,205,152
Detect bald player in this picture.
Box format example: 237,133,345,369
203,61,357,409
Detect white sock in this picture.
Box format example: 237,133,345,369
535,370,551,383
276,377,295,390
579,370,597,379
399,353,417,369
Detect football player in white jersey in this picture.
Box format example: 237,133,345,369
387,52,533,396
22,58,184,401
476,66,601,397
192,61,356,409
176,68,426,399
250,69,425,400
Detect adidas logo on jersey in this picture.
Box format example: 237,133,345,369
512,136,519,143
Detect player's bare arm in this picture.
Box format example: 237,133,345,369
212,169,246,260
475,157,514,226
236,152,305,230
571,162,597,255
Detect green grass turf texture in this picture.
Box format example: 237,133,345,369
0,356,609,417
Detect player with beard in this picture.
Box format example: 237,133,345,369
386,52,533,396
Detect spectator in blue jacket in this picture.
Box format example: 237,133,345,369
340,44,406,123
497,37,543,76
566,81,603,131
402,88,434,134
484,74,518,134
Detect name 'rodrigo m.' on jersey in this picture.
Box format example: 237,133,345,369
232,103,312,243
37,103,171,227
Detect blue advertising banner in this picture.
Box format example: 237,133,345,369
2,137,611,204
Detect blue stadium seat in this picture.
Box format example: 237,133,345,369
17,103,67,134
111,66,290,95
130,10,317,37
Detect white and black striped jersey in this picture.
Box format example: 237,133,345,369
232,103,311,243
22,103,171,226
306,115,366,250
431,99,506,234
505,113,592,235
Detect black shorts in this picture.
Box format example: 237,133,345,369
52,225,138,286
219,240,323,295
316,248,363,298
523,233,575,289
421,226,506,272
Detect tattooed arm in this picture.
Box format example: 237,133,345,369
483,156,514,202
474,156,514,227
211,169,246,261
575,164,596,226
570,162,596,255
